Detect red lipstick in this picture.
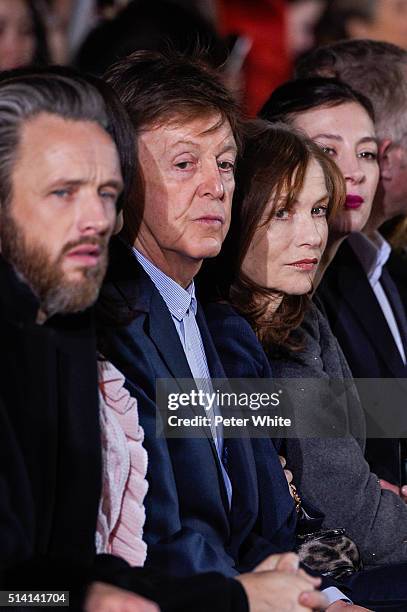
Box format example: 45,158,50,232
345,195,364,210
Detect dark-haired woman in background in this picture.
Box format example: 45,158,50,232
202,120,407,569
260,77,379,283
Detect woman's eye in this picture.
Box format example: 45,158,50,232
218,160,235,172
274,208,290,219
358,151,378,160
321,146,336,156
311,206,328,217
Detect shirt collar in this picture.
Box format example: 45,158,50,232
133,248,196,320
347,231,391,286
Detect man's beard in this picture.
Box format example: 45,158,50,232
1,208,109,318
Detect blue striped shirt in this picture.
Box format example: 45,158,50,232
133,248,232,506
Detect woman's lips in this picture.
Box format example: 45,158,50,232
345,195,364,210
288,258,318,271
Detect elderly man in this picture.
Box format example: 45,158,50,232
297,40,407,491
101,49,282,576
0,68,329,612
97,49,396,611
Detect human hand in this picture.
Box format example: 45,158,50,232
326,601,372,611
254,551,301,572
379,478,407,502
85,582,159,612
279,455,294,490
237,563,328,612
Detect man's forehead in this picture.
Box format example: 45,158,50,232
17,114,117,160
11,114,123,190
140,112,236,150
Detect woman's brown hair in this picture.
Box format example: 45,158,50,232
199,120,345,350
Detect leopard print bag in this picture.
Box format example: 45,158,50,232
296,528,362,580
287,482,362,580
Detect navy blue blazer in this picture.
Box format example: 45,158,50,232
98,238,298,578
316,239,407,484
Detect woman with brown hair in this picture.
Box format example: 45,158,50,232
201,120,407,570
202,119,344,348
206,120,343,346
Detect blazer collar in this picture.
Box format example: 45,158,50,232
334,241,407,377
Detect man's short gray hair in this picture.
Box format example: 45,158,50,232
0,72,111,209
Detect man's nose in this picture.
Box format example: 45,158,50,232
76,195,113,235
197,163,225,200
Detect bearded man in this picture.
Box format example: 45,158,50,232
0,68,157,610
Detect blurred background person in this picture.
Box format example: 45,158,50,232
217,0,326,114
0,0,50,70
286,0,325,58
61,0,129,60
216,0,288,114
315,0,407,49
75,0,228,78
52,0,327,113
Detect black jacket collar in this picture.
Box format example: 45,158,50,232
329,241,407,377
0,255,39,325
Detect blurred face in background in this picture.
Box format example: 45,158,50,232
291,101,379,237
347,0,407,50
286,0,325,57
0,0,36,71
380,141,407,218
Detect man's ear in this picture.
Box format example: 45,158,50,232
378,139,393,178
113,210,124,235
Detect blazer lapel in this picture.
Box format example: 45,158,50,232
196,304,228,379
337,243,406,377
197,304,262,531
380,267,407,365
148,289,193,379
